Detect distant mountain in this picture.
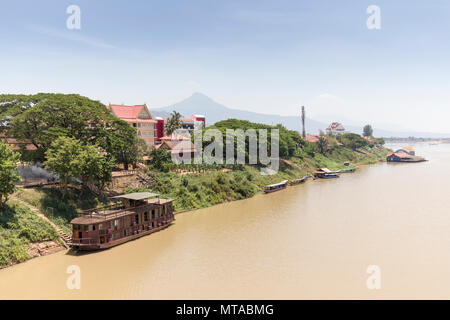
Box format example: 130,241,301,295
150,93,450,138
150,92,326,133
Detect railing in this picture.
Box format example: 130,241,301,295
77,203,159,219
71,238,99,245
71,216,175,245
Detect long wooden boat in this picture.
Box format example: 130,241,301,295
290,176,308,185
264,180,288,193
70,192,175,251
313,168,341,179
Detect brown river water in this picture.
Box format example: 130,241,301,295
0,143,449,299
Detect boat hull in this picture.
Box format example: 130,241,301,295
71,218,175,251
263,185,287,193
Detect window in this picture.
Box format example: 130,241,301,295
135,214,139,224
144,212,148,221
98,223,103,230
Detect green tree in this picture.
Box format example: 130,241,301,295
316,135,328,154
148,147,172,172
44,137,114,195
0,142,21,207
98,119,146,170
165,111,183,135
363,124,373,137
340,133,369,150
2,93,141,168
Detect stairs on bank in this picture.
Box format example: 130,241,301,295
10,195,71,249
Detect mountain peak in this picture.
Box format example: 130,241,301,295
188,92,215,102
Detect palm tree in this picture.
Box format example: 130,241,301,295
165,111,183,135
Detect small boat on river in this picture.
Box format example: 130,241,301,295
70,192,175,251
290,176,308,185
340,167,356,173
264,180,288,193
313,168,340,179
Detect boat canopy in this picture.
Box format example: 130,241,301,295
112,192,159,201
265,180,288,188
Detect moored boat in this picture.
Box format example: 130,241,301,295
340,167,356,173
264,180,288,193
290,176,308,185
313,168,340,179
70,192,175,251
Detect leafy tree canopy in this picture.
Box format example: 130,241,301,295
0,93,142,166
0,142,21,207
44,136,115,194
363,124,374,137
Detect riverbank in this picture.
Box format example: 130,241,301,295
0,200,63,269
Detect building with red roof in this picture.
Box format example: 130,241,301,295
304,134,319,143
108,104,157,147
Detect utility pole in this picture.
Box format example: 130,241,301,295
301,106,306,138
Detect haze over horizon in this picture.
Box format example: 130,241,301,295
1,1,450,133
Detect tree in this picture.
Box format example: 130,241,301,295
148,147,172,172
363,124,373,137
164,111,183,135
2,93,141,168
340,133,369,150
0,142,21,207
317,135,328,154
44,137,114,195
98,119,146,170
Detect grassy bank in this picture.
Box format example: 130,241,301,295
15,187,108,235
0,201,60,267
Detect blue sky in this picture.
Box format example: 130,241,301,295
1,0,450,132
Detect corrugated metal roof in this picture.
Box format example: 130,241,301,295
112,192,159,200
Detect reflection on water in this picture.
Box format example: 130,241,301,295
0,143,449,299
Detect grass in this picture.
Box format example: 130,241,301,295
15,187,108,235
0,201,60,267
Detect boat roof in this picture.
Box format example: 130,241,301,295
112,192,159,200
265,180,288,188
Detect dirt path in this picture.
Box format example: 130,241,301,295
10,195,71,249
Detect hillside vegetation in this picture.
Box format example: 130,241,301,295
0,201,60,267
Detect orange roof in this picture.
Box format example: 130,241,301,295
387,152,411,159
108,104,156,123
401,146,414,151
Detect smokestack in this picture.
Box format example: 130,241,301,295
301,106,306,138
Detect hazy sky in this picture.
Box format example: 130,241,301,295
1,0,450,132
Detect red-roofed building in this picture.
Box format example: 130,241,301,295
304,134,319,143
108,104,156,147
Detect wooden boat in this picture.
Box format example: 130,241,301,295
313,168,340,179
340,167,355,173
70,192,175,251
264,180,288,193
290,176,308,185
